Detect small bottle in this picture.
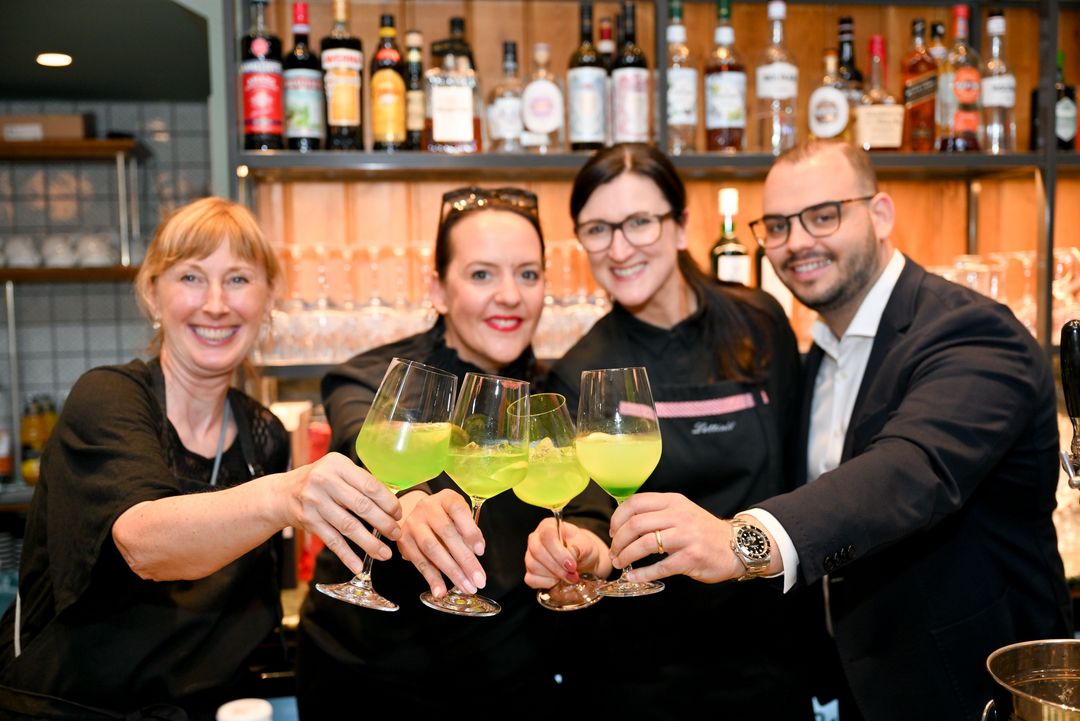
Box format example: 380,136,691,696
836,16,864,107
522,43,566,153
488,41,525,153
928,22,949,65
405,30,425,150
935,4,981,152
808,49,852,142
283,1,322,152
755,0,798,155
980,10,1016,154
705,0,746,152
711,188,750,285
902,18,937,151
666,0,698,155
854,35,905,151
612,0,650,144
568,0,607,151
424,50,481,153
371,14,408,152
241,0,283,151
320,0,362,150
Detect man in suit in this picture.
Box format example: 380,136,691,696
606,140,1072,720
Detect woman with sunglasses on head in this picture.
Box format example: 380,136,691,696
296,187,610,715
523,144,811,717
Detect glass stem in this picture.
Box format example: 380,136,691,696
615,498,636,578
355,529,382,585
553,507,566,549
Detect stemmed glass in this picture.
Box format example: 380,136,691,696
420,372,530,617
316,357,457,611
509,393,603,612
575,366,664,597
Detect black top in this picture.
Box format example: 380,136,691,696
0,359,289,720
299,319,612,707
548,282,813,717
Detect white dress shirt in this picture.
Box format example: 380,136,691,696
744,250,906,592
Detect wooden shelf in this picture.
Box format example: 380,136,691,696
0,266,139,284
0,139,138,161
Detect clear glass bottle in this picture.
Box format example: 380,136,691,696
424,50,482,153
711,188,750,285
404,30,425,150
981,10,1016,154
808,49,853,141
320,0,362,150
666,0,698,155
935,3,981,152
283,1,323,151
755,0,798,155
928,22,948,66
522,43,565,153
612,0,650,144
855,35,904,151
902,18,937,151
704,0,746,152
488,41,524,153
568,0,607,151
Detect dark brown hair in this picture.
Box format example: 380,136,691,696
775,140,879,194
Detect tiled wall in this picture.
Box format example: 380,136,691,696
0,99,212,429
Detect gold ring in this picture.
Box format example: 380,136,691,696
655,529,665,555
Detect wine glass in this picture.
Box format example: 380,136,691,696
575,366,664,597
420,372,530,617
316,357,457,611
509,392,603,612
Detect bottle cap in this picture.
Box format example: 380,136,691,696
715,25,735,45
952,4,969,19
767,1,786,21
986,11,1006,36
719,188,739,216
931,21,946,38
379,13,395,27
216,699,273,721
450,17,465,34
912,18,926,36
534,42,551,64
405,30,423,47
292,1,308,27
666,24,687,43
869,34,886,58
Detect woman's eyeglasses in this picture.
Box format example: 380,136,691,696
574,211,677,253
439,187,540,224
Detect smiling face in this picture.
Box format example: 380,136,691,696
576,172,690,328
431,210,545,372
762,146,895,336
146,239,273,380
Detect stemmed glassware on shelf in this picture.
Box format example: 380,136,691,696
509,393,603,611
575,366,664,597
421,372,530,617
316,357,457,611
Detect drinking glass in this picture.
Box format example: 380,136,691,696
509,393,603,612
576,367,664,597
316,357,457,611
420,373,530,617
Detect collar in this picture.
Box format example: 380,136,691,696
611,280,708,341
811,250,905,357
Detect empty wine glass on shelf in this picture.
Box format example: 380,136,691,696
575,366,664,598
509,392,603,612
316,357,457,611
420,372,530,617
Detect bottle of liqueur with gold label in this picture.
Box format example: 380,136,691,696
808,49,852,142
371,14,407,152
320,0,362,150
242,0,283,150
424,48,481,153
902,19,937,151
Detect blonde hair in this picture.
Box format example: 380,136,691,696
135,197,280,349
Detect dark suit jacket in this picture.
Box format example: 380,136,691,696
758,258,1072,721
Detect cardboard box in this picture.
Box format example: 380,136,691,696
0,114,94,142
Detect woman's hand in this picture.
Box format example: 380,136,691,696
524,517,611,589
608,492,744,584
396,489,486,599
279,452,402,576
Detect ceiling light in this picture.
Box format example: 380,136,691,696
36,53,72,68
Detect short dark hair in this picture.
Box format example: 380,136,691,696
434,186,544,278
774,140,879,194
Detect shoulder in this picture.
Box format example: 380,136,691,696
64,359,158,419
550,310,623,385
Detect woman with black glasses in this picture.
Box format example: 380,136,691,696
296,187,609,715
523,144,812,717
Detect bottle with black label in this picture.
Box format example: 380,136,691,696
320,0,362,150
1031,50,1077,151
283,1,322,151
711,188,751,285
371,14,407,152
241,0,283,150
405,30,425,150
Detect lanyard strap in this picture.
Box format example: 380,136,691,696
209,400,231,487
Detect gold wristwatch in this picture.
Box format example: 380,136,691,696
730,517,771,581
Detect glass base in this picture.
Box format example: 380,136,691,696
537,573,604,611
316,576,399,612
419,588,500,617
599,577,664,598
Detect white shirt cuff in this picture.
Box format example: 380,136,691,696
740,508,799,593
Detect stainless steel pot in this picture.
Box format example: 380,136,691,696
982,639,1080,720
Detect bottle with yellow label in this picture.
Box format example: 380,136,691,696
371,14,407,151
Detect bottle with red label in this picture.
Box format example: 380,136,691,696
242,0,284,151
935,3,981,152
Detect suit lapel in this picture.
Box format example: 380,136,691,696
797,345,824,487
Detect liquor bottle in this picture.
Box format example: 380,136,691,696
371,14,407,152
320,0,362,150
980,10,1015,154
283,2,322,152
704,0,746,152
808,49,853,142
666,0,698,155
1031,50,1078,151
902,19,937,151
488,41,525,153
755,246,794,318
522,43,566,153
936,4,981,152
405,30,425,150
836,16,864,107
928,22,948,66
424,49,481,153
568,0,607,151
755,0,798,155
433,18,476,71
241,0,283,151
711,188,751,285
612,0,650,144
597,17,617,145
854,35,904,151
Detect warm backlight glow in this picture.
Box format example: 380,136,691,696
36,53,72,68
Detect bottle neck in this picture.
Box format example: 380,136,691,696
503,59,518,79
988,35,1004,60
771,19,784,46
251,3,266,34
624,6,637,45
839,39,855,67
869,52,885,90
581,12,593,44
721,215,736,238
953,16,969,45
293,30,309,47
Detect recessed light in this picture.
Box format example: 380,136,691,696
36,53,72,68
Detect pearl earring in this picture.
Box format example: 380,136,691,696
152,318,161,331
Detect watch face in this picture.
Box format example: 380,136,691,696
736,526,770,560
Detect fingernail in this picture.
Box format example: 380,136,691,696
464,581,477,594
474,543,485,556
434,586,445,598
566,571,580,583
472,571,486,589
389,528,401,541
563,559,577,573
380,547,393,560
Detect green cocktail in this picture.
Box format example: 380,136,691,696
574,431,662,502
445,445,529,500
355,420,451,492
513,440,589,510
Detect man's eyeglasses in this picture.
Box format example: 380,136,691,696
439,187,539,224
574,211,677,253
749,196,875,249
